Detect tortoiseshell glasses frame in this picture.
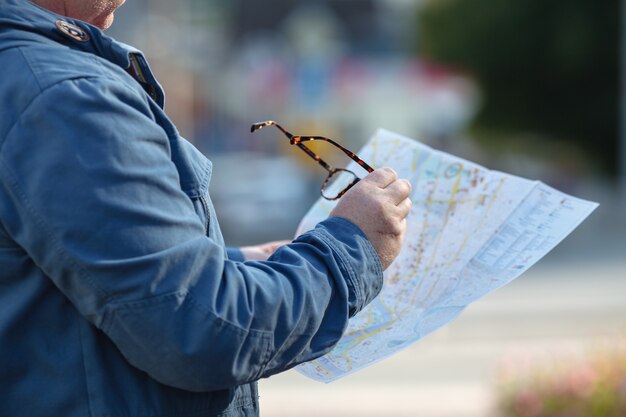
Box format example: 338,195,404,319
251,121,374,200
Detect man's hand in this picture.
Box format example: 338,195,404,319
330,167,412,270
240,240,292,261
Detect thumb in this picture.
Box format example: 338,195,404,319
362,167,398,189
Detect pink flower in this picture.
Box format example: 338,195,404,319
513,390,544,417
564,365,598,398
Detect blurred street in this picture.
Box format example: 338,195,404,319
260,262,626,417
259,189,626,417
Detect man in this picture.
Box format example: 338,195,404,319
0,0,412,416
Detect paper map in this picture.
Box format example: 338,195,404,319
295,129,598,383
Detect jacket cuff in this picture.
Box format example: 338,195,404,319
226,246,245,262
308,216,383,317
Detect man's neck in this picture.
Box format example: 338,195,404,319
32,0,68,17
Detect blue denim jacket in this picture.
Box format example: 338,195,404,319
0,1,383,416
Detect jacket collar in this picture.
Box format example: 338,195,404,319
0,0,138,73
0,0,164,107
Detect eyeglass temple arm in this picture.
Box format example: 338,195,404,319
251,121,335,172
251,121,293,139
295,142,335,172
294,136,374,173
251,121,374,174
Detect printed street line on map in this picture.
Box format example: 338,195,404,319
295,129,599,383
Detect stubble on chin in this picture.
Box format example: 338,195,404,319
92,11,115,29
92,0,124,29
32,0,121,29
73,0,123,29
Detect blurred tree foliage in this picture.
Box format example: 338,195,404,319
418,0,619,175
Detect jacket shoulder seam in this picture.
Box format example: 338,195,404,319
0,75,134,154
15,46,45,92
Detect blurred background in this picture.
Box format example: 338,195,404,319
109,0,625,415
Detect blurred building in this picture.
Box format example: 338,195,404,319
108,0,478,245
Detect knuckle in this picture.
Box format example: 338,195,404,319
400,179,412,194
377,167,397,181
389,224,400,236
385,211,399,229
402,198,413,214
376,199,389,217
374,203,389,221
345,180,370,198
366,170,382,181
384,167,399,180
390,222,403,236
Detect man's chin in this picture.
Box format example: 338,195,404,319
95,13,115,30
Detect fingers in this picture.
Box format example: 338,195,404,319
240,239,292,261
263,240,291,254
396,197,412,218
363,168,412,206
329,167,411,270
363,167,398,189
386,198,411,234
384,178,412,205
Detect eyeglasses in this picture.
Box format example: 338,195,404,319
251,121,374,200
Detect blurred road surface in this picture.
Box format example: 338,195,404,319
259,260,626,417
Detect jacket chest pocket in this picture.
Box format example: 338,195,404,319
169,137,225,247
192,194,223,243
193,196,211,234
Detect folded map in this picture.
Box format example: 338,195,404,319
295,129,599,383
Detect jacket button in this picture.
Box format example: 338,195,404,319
55,20,90,42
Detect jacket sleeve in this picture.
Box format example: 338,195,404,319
0,76,383,391
226,246,245,262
